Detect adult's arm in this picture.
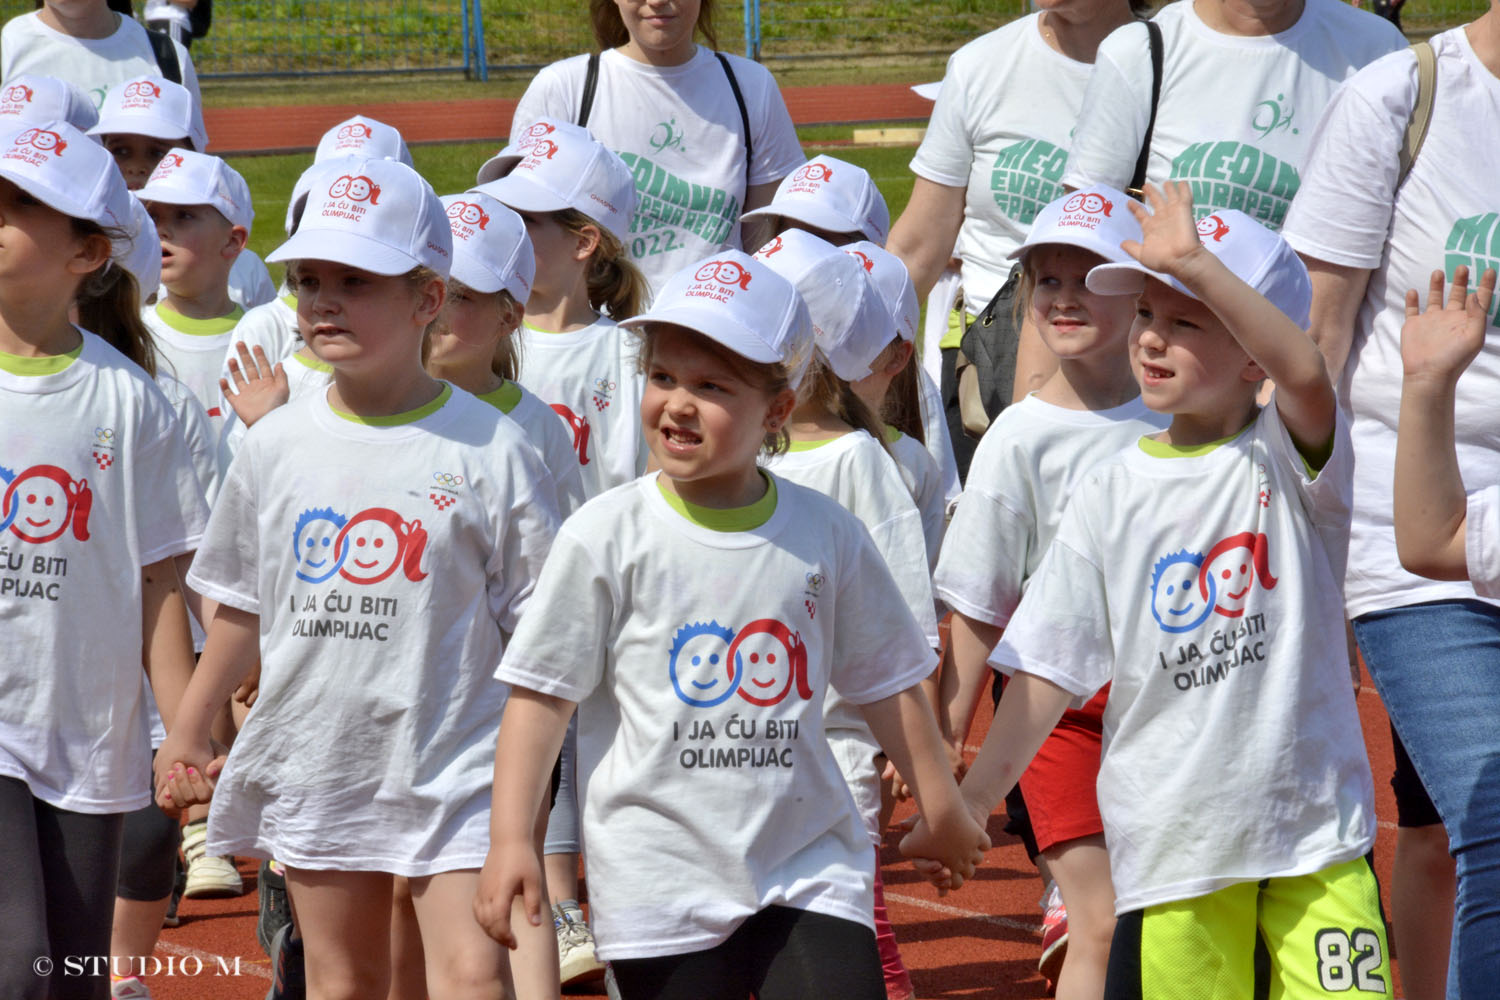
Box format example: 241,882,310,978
1303,257,1373,386
888,177,967,302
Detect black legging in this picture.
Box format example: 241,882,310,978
0,776,125,1000
610,905,884,1000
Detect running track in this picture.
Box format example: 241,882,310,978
144,668,1407,1000
201,83,934,156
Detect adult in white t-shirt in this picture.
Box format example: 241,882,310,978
510,1,804,300
2,3,206,146
885,0,1141,478
1281,19,1500,992
1064,0,1404,231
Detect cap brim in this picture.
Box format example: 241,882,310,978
619,302,782,365
740,200,860,240
88,117,190,143
1085,261,1191,298
1009,229,1125,262
267,228,420,276
0,164,101,226
473,173,570,216
449,257,505,295
475,153,520,186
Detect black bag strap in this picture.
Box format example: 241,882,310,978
146,27,182,86
713,51,754,196
1127,19,1163,197
189,0,213,39
578,51,601,129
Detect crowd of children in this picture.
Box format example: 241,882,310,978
4,2,1500,1000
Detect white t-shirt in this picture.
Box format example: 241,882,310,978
935,395,1166,627
221,294,301,381
0,332,208,812
992,405,1375,912
142,301,244,439
476,381,587,519
513,46,805,297
217,351,332,475
887,429,946,571
515,318,645,500
495,473,935,959
187,385,559,872
1,10,205,142
763,432,937,841
1064,0,1404,231
155,372,216,504
910,14,1094,315
1283,28,1500,618
1467,486,1500,599
917,366,961,506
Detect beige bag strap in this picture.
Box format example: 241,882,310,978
1397,40,1437,187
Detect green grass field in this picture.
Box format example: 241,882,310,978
230,133,919,262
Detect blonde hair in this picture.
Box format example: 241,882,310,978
554,208,648,321
798,352,891,456
421,280,523,382
637,323,793,457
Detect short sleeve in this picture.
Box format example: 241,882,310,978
1060,23,1154,192
494,525,616,702
1281,55,1411,269
486,463,561,635
512,57,584,137
740,57,804,187
908,52,973,188
988,528,1114,706
185,444,260,612
827,521,938,704
866,506,940,647
934,487,1033,628
135,392,210,566
1465,485,1500,599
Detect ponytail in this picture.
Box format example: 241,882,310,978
798,352,891,456
882,347,925,444
491,290,522,382
556,208,648,320
77,266,157,377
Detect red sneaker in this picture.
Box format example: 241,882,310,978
1038,883,1069,994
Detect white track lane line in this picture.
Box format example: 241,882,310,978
156,940,272,980
883,891,1043,935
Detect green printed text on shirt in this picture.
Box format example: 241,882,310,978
1445,213,1500,326
619,152,739,258
1169,141,1298,231
990,139,1068,225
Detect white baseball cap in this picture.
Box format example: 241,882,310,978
619,250,816,389
267,157,452,279
741,155,890,245
137,148,254,232
314,115,413,168
472,116,637,245
1086,208,1312,329
0,120,133,237
1008,185,1141,264
442,191,534,303
0,75,99,132
88,75,205,152
844,241,919,343
753,228,896,382
120,194,162,296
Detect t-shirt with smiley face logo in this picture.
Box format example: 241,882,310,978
495,472,935,960
186,384,561,873
0,331,208,813
990,404,1375,913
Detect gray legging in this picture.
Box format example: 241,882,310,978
0,776,124,1000
543,714,581,856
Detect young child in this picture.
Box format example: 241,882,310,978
153,156,564,1000
753,228,937,1000
740,153,890,249
0,73,99,131
843,240,947,567
473,249,989,998
89,74,274,310
934,185,1163,999
908,182,1386,996
136,149,252,443
474,115,648,500
0,119,207,1000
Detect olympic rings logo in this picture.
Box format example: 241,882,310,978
805,572,825,591
94,427,115,444
593,378,616,394
432,472,464,487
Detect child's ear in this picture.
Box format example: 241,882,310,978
765,387,797,431
66,232,112,277
882,340,915,377
573,223,602,262
223,225,249,258
1240,353,1267,385
413,277,446,325
497,296,524,338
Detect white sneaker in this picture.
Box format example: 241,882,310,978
555,905,605,985
111,976,152,999
181,819,244,898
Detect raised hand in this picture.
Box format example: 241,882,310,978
1400,266,1496,387
1120,181,1206,279
220,342,290,429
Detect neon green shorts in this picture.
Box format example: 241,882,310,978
1106,855,1391,999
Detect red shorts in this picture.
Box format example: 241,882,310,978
1017,685,1107,854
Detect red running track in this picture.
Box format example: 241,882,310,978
143,666,1407,1000
201,83,935,156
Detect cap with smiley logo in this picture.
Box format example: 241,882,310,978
740,154,890,245
267,157,452,278
441,191,534,303
0,75,98,133
1008,184,1141,266
0,120,133,247
86,75,205,153
314,114,413,168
